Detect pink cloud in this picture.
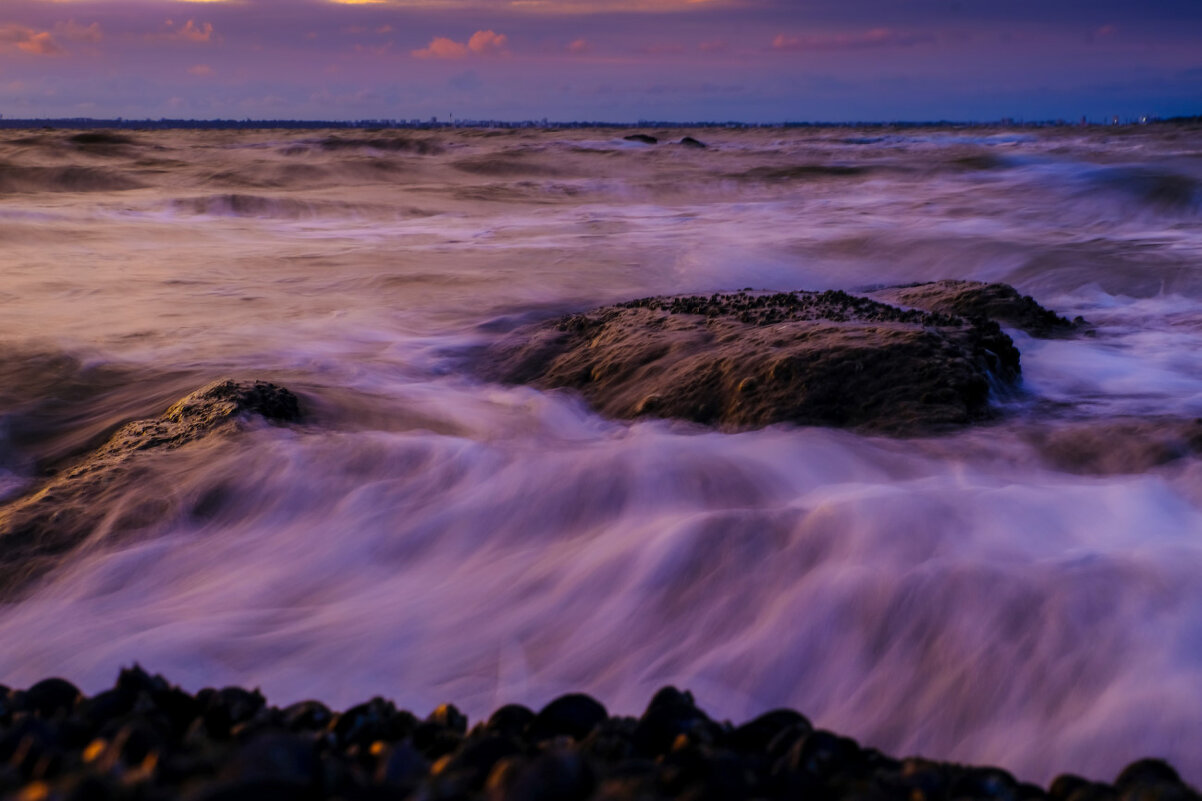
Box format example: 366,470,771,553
413,36,468,59
567,37,590,53
698,39,727,53
156,20,215,44
55,21,103,43
0,25,64,56
467,30,508,55
188,64,214,77
772,27,932,51
412,30,509,59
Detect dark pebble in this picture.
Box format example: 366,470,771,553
1118,760,1183,788
486,704,535,737
728,708,812,754
21,678,82,718
529,694,608,742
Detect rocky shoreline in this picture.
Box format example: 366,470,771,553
0,669,1193,801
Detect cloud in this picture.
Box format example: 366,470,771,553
772,28,933,51
412,36,467,58
0,25,64,56
698,39,727,52
156,20,216,43
566,37,590,53
412,29,508,59
54,21,102,43
188,64,214,76
467,29,507,55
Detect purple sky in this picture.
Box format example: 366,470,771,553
0,0,1199,122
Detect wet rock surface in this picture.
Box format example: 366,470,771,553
481,288,1023,434
868,280,1086,337
0,669,1194,801
0,379,300,597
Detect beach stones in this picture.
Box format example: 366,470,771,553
0,668,1197,801
482,287,1025,434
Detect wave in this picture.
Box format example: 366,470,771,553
0,163,142,193
280,134,444,156
168,193,368,220
1086,166,1200,212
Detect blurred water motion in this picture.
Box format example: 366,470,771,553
0,125,1201,784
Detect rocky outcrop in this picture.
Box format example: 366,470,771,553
481,290,1022,434
0,379,300,597
868,280,1086,337
623,134,658,144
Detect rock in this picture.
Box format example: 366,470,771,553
19,678,82,718
280,701,333,732
375,740,428,788
679,136,707,149
529,694,609,742
728,709,812,754
428,703,469,734
632,687,716,757
1117,759,1183,788
440,734,522,790
330,697,415,749
624,134,658,144
869,280,1085,337
480,289,1021,435
486,704,535,737
0,379,301,598
489,750,595,801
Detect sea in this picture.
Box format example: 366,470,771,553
0,125,1200,784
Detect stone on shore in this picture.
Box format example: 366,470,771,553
481,289,1022,434
0,379,300,597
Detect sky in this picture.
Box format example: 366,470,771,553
0,0,1199,123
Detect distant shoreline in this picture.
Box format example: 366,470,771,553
1,116,1199,131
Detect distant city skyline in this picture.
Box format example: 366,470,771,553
0,0,1199,123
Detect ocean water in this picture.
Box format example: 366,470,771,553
1,125,1201,784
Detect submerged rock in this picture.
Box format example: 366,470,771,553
623,134,658,144
869,280,1086,337
679,136,707,149
481,289,1021,434
0,379,300,597
1,671,1196,801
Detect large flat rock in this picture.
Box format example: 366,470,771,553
481,289,1022,434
